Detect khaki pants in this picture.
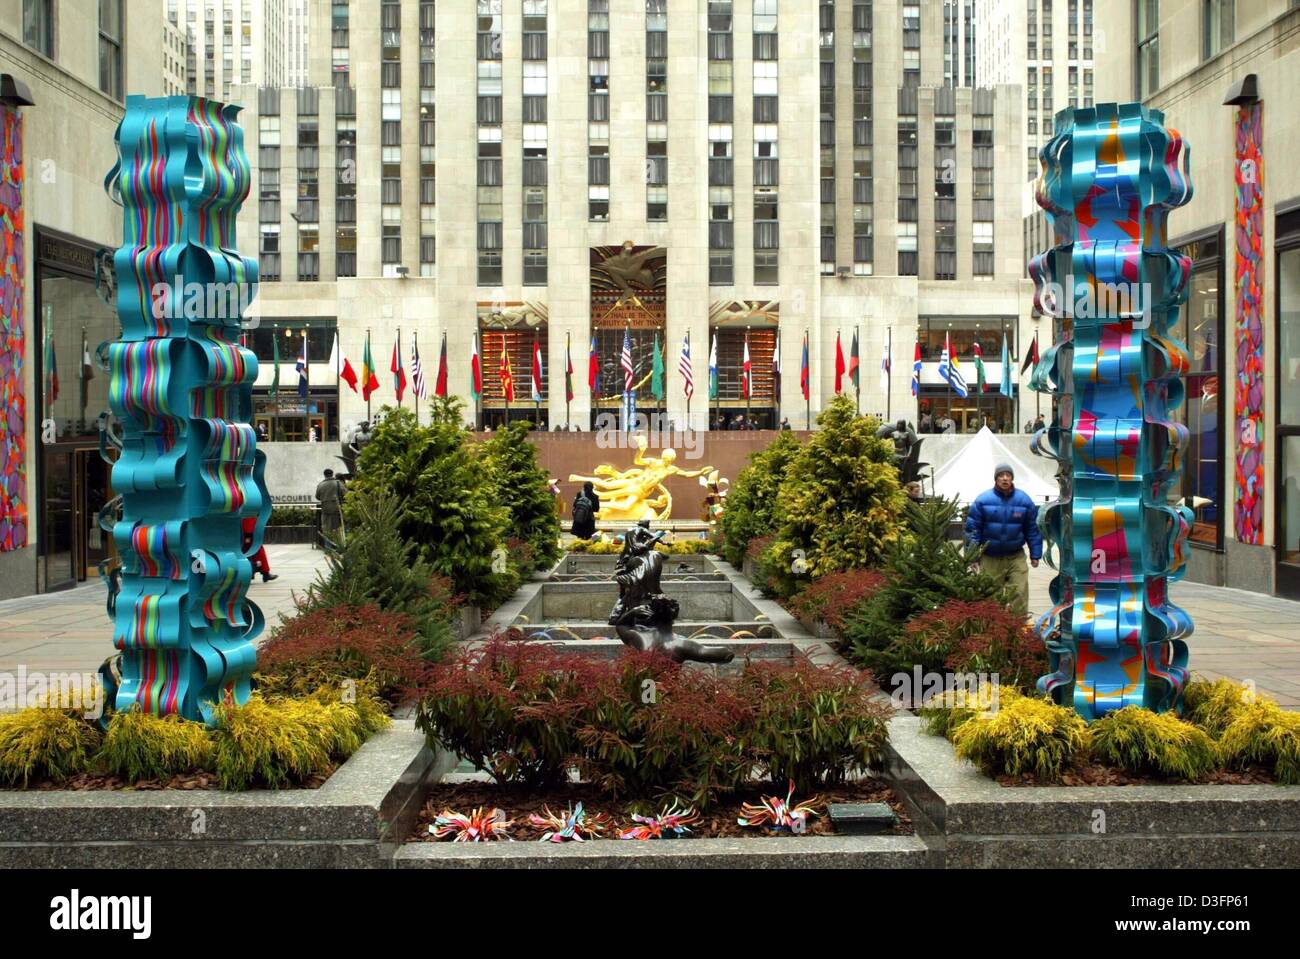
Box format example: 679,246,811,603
980,551,1029,617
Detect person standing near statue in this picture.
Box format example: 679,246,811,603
571,481,600,540
316,468,347,543
965,463,1041,617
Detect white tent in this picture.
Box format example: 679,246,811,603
930,426,1058,505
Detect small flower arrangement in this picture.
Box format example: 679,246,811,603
618,800,700,840
429,807,513,842
737,781,821,834
528,802,614,843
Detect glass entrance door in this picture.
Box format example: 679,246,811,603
1279,435,1300,598
1277,237,1300,598
41,449,77,591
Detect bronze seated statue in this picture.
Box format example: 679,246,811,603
608,522,734,665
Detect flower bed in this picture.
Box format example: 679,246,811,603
409,779,912,842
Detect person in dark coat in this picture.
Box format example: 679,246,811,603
571,481,600,540
964,463,1042,616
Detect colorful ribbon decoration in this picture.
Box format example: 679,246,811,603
1028,103,1195,719
102,96,268,723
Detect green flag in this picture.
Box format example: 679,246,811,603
271,330,281,394
973,341,987,394
651,332,665,401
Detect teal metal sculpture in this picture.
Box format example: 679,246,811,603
102,95,268,723
1028,104,1195,718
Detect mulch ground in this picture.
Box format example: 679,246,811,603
2,768,333,791
996,763,1277,787
411,778,913,842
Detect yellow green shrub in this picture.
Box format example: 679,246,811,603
1217,701,1300,785
919,684,1021,740
1090,706,1219,780
1184,678,1261,737
0,707,99,787
950,694,1088,781
211,692,389,790
95,709,213,782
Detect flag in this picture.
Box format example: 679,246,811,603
470,332,482,401
531,337,544,404
1020,332,1040,377
620,329,634,393
650,332,665,401
436,333,448,398
879,336,891,394
337,333,358,392
972,341,987,394
999,337,1013,398
741,332,752,399
82,334,94,385
910,341,922,398
834,332,846,394
361,332,380,400
391,333,407,403
270,331,280,395
772,329,781,402
411,335,428,401
939,332,969,398
800,332,810,401
679,332,694,400
708,333,718,401
848,329,860,390
588,336,600,395
499,336,515,402
44,327,59,405
296,332,309,398
565,337,574,403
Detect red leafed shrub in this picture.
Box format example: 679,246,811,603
745,534,775,563
882,598,1048,693
428,572,464,613
787,569,888,634
257,603,435,706
416,637,891,809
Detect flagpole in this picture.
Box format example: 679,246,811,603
744,325,751,426
413,331,420,426
685,332,691,429
475,332,482,431
534,332,541,428
79,326,88,434
565,332,571,430
274,325,281,441
886,326,892,422
335,327,342,441
365,328,372,424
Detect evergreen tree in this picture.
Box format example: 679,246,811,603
345,400,516,606
841,496,1000,672
480,420,562,572
303,491,455,659
762,395,908,597
719,430,802,567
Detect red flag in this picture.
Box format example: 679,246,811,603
391,336,407,403
834,332,846,394
588,336,599,392
741,332,752,399
435,333,448,398
531,338,543,403
1020,332,1040,377
470,332,482,400
340,358,358,392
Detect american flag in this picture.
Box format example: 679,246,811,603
621,329,634,392
411,335,428,400
679,331,694,399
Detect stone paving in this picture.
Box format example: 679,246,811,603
0,542,1296,707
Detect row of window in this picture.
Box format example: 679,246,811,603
22,0,123,101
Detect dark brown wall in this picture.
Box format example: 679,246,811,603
502,431,810,522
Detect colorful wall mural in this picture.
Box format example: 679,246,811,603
1233,102,1264,546
0,103,27,553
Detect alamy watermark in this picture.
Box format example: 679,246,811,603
890,665,1002,713
1038,276,1158,327
0,668,104,720
593,414,704,460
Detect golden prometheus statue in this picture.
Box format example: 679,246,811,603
569,435,722,522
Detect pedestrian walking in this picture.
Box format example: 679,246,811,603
964,463,1042,617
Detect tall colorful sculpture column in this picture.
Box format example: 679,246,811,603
1028,104,1195,719
102,96,268,723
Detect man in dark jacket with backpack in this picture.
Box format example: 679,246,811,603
965,463,1042,617
571,481,600,540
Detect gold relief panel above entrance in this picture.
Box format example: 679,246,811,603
591,243,666,329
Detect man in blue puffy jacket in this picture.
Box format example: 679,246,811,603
965,463,1042,616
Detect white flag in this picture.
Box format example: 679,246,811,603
328,332,339,372
880,337,891,394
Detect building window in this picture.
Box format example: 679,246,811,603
1202,0,1234,60
23,0,55,57
1136,0,1159,99
99,0,125,101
